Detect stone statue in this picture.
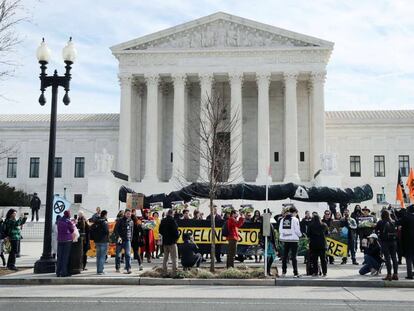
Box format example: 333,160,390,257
94,148,114,173
320,153,337,172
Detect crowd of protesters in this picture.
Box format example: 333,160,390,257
1,201,414,281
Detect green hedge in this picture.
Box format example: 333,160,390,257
0,181,31,206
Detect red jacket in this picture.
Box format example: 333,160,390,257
226,216,245,241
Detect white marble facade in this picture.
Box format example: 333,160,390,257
111,12,333,188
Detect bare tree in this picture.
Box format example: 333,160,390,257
0,0,25,81
177,93,241,272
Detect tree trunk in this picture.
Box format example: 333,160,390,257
209,196,215,273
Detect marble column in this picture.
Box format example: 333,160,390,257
130,80,144,182
117,74,133,178
310,71,327,175
283,72,300,183
198,73,214,181
256,72,271,183
142,73,160,182
229,72,244,182
171,73,187,181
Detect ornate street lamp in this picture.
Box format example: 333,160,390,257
34,38,77,273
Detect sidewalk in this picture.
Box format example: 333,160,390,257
1,241,413,288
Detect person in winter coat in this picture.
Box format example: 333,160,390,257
159,209,179,276
51,215,61,259
375,210,398,281
131,210,144,271
76,211,90,271
91,210,109,275
180,233,202,269
322,210,335,264
226,210,245,269
0,218,6,266
56,210,75,277
115,209,134,274
30,193,41,222
398,204,414,279
308,214,328,276
340,209,358,265
3,209,27,270
279,206,302,277
359,233,383,275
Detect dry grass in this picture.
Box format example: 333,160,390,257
140,265,267,279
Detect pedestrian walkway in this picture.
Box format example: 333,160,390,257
1,241,413,288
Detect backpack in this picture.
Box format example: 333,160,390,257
383,221,397,241
89,221,103,241
221,221,229,238
0,221,9,240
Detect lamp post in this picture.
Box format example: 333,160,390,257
34,38,77,274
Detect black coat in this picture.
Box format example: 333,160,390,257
364,241,382,264
30,196,41,210
308,222,328,251
93,218,109,244
159,216,179,246
399,211,414,254
115,217,133,241
181,240,199,267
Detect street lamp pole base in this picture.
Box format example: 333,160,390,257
34,256,56,274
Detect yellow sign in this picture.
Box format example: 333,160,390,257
326,237,348,258
178,227,260,246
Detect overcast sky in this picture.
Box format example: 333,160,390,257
1,0,413,114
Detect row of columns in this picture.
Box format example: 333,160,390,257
117,71,326,184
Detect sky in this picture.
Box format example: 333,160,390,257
0,0,413,114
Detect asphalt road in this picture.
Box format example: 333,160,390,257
1,298,414,311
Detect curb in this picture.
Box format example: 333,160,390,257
0,276,413,288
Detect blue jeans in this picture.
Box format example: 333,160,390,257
57,241,72,277
95,243,108,274
359,255,380,275
115,240,131,271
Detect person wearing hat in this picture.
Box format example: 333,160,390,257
359,233,383,275
30,192,41,222
358,206,376,253
56,210,75,277
180,232,202,270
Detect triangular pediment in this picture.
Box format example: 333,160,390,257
111,12,333,52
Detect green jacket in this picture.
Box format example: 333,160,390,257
4,217,27,240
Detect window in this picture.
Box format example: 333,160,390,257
7,158,17,178
399,155,410,177
300,152,305,162
170,152,173,163
54,157,62,178
274,152,279,162
374,155,385,177
350,156,361,177
74,194,82,203
376,193,385,204
29,157,40,178
74,157,85,178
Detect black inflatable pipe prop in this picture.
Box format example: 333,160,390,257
119,182,373,209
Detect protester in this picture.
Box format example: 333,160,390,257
77,211,90,271
252,210,261,223
266,220,278,277
244,212,253,223
358,207,376,252
253,210,263,263
56,210,74,277
3,209,27,270
159,209,179,276
142,209,155,263
335,212,342,220
131,209,144,271
182,209,191,220
279,206,302,277
30,193,41,222
308,214,328,277
90,210,109,275
375,210,398,281
51,215,61,259
152,212,161,258
115,209,133,274
206,206,223,263
89,207,101,223
359,233,382,275
351,205,363,252
340,209,358,265
226,209,245,269
0,218,6,266
322,210,334,264
399,204,414,279
181,233,202,269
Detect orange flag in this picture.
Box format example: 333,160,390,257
406,168,414,201
396,170,406,208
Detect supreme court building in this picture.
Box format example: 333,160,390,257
1,12,413,214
